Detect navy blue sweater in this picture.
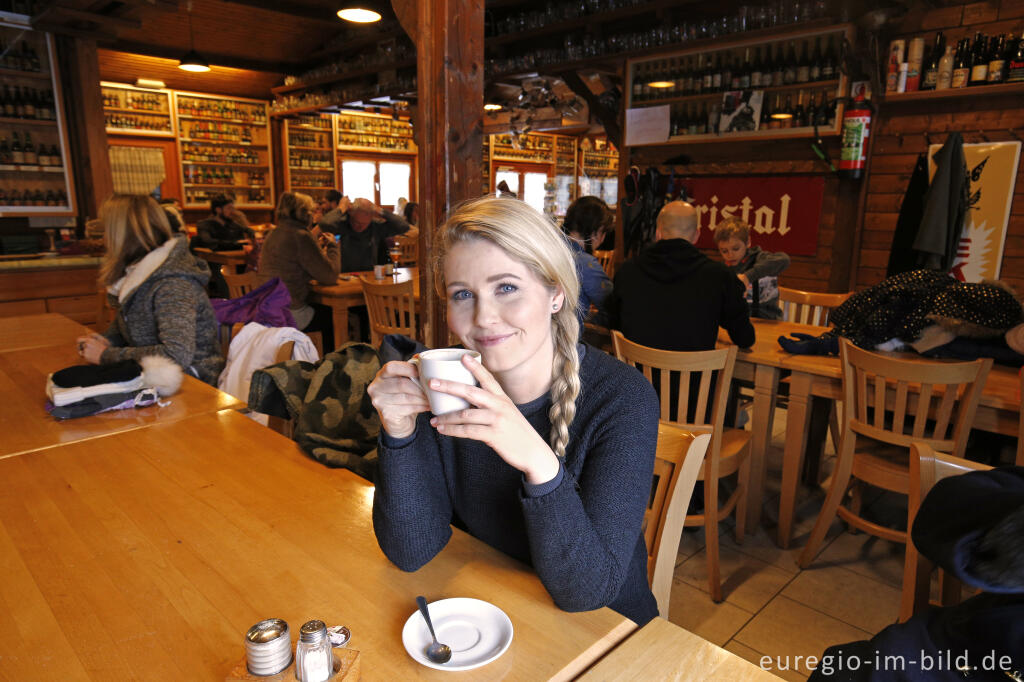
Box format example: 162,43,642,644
373,345,660,625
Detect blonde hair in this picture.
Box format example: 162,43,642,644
99,194,173,286
276,191,316,225
713,216,751,244
434,196,582,459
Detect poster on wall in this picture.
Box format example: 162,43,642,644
687,175,825,256
927,141,1021,282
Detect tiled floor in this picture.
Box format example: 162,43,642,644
666,408,910,680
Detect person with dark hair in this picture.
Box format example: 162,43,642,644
316,189,346,232
192,192,254,252
561,196,613,328
809,465,1024,681
76,195,223,385
259,191,340,351
318,197,415,273
403,201,419,226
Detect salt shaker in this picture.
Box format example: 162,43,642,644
295,620,332,682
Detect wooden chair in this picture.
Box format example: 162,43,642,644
646,423,711,619
613,331,750,602
797,340,992,568
594,249,615,278
360,276,418,347
394,235,418,266
779,287,851,327
95,288,116,330
221,265,257,299
899,443,991,622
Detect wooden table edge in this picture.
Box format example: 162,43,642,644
561,618,638,681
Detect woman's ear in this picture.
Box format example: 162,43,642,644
551,288,566,313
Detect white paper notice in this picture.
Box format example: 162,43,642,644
625,106,670,146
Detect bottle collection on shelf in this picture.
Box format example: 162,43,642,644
337,116,412,136
183,166,266,187
289,151,333,169
887,31,1024,93
289,170,334,189
289,130,329,147
0,188,67,206
0,37,42,72
181,142,260,165
176,96,267,123
102,89,166,111
181,121,255,144
0,131,62,167
632,35,840,103
185,187,269,205
492,134,554,161
105,113,172,132
337,134,413,150
1,85,57,121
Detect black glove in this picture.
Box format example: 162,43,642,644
777,332,839,356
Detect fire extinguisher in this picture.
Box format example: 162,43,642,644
839,90,872,179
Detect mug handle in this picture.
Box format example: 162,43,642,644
407,355,424,392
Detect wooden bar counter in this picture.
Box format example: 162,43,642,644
0,410,634,680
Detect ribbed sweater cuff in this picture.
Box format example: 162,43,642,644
380,426,418,449
522,462,564,498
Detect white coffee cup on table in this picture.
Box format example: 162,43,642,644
410,348,481,415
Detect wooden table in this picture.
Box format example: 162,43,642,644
192,248,249,273
579,617,779,680
0,312,94,352
0,409,635,680
311,267,419,346
0,314,243,459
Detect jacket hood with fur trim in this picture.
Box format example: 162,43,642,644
109,235,211,305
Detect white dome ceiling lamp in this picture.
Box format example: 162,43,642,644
337,0,382,23
178,0,211,72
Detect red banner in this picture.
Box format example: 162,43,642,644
686,176,825,256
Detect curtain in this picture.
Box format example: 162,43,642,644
109,146,165,194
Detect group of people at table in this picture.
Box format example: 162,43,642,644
69,186,1023,679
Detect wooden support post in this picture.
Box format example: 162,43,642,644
411,0,484,348
55,37,113,220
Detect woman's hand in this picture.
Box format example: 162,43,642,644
76,333,110,364
367,361,431,439
429,354,560,485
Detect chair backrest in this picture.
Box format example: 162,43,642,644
96,288,116,329
1018,370,1024,466
593,249,615,278
360,276,417,347
612,330,737,434
839,339,992,459
646,423,710,619
779,287,851,326
899,442,991,621
394,235,418,266
221,265,257,299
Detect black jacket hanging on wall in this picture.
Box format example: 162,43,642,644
885,153,929,277
914,131,968,271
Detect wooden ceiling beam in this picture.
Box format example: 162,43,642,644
33,5,143,31
104,39,295,73
216,0,343,24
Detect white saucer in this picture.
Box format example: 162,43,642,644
402,598,513,671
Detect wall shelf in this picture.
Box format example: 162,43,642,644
881,81,1024,104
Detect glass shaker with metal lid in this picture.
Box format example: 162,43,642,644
295,619,333,682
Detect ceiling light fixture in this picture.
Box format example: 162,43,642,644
647,80,674,88
484,103,502,111
178,1,211,72
337,3,381,22
770,112,793,119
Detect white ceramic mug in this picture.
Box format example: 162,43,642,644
410,348,481,415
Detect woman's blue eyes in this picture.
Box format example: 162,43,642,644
450,283,518,301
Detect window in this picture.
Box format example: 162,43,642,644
339,158,415,210
379,162,411,208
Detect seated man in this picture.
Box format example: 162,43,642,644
192,193,256,298
608,200,754,352
318,196,417,273
192,192,255,252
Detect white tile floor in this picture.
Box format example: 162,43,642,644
665,408,917,679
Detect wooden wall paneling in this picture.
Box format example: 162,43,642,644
416,0,484,348
56,37,111,219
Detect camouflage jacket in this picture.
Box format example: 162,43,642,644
249,342,381,479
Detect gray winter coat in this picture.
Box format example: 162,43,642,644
102,234,225,385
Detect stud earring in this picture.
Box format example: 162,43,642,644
552,303,560,311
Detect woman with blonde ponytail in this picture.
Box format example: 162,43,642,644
369,196,660,625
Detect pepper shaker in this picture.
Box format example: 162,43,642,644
295,620,332,682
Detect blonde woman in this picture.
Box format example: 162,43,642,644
368,197,660,625
76,195,224,385
259,191,340,350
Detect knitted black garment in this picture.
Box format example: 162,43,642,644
51,359,141,388
373,345,661,626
